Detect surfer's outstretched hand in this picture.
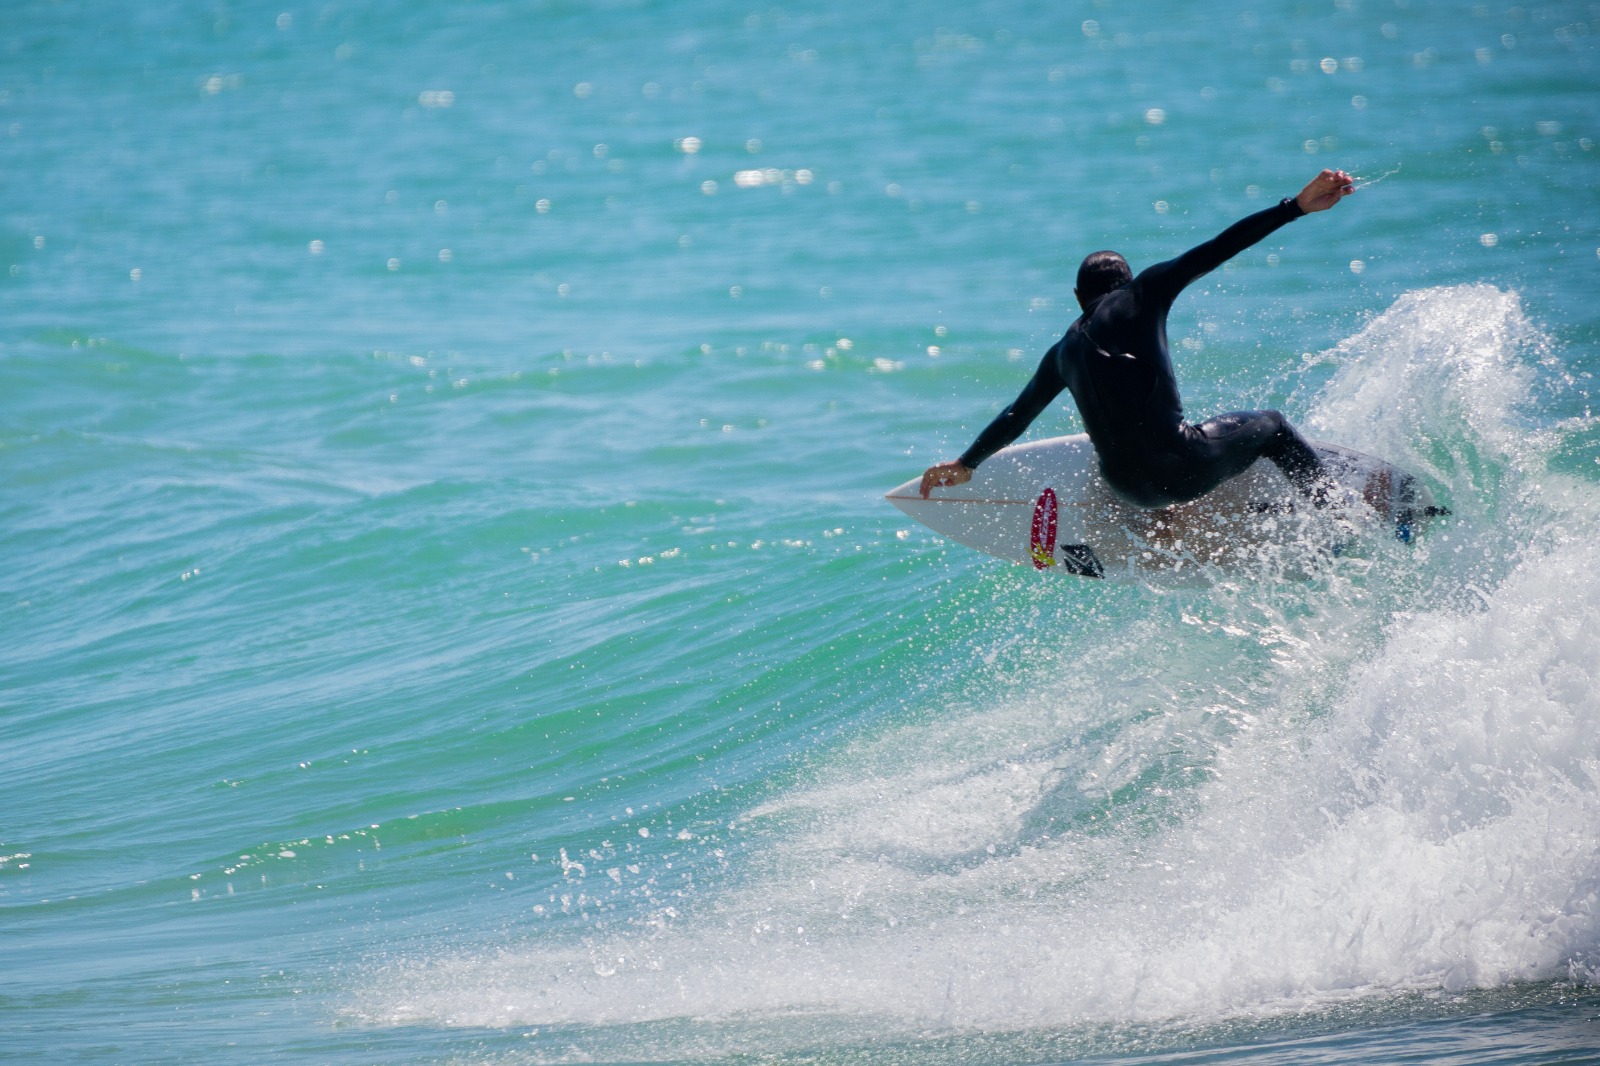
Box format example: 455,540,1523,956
1295,168,1355,213
919,460,973,497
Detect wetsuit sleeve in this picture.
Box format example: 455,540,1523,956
957,343,1068,469
1138,196,1304,304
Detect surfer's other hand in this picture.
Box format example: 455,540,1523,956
1295,168,1354,213
919,460,973,498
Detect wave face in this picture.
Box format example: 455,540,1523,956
353,286,1600,1057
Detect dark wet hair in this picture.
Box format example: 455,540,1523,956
1076,250,1132,303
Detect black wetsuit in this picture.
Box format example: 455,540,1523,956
958,197,1323,509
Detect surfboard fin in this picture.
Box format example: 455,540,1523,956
1058,544,1105,579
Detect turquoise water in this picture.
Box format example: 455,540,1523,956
4,1,1600,1062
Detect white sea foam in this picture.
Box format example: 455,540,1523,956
358,288,1599,1040
1306,283,1545,478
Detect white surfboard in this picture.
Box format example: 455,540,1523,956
886,434,1444,583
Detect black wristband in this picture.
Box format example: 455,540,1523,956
1280,195,1305,218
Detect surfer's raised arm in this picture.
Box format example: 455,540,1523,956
1141,169,1355,303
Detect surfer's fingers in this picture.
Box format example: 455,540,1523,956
1319,169,1350,190
919,462,970,496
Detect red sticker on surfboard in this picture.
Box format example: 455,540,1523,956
1029,487,1058,569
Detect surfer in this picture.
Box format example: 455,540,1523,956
919,168,1355,507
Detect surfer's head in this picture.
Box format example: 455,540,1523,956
1075,250,1131,309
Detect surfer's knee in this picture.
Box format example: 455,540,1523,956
1261,410,1305,449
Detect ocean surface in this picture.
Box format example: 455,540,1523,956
4,1,1599,1062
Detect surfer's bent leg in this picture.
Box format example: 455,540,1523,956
1191,410,1326,500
